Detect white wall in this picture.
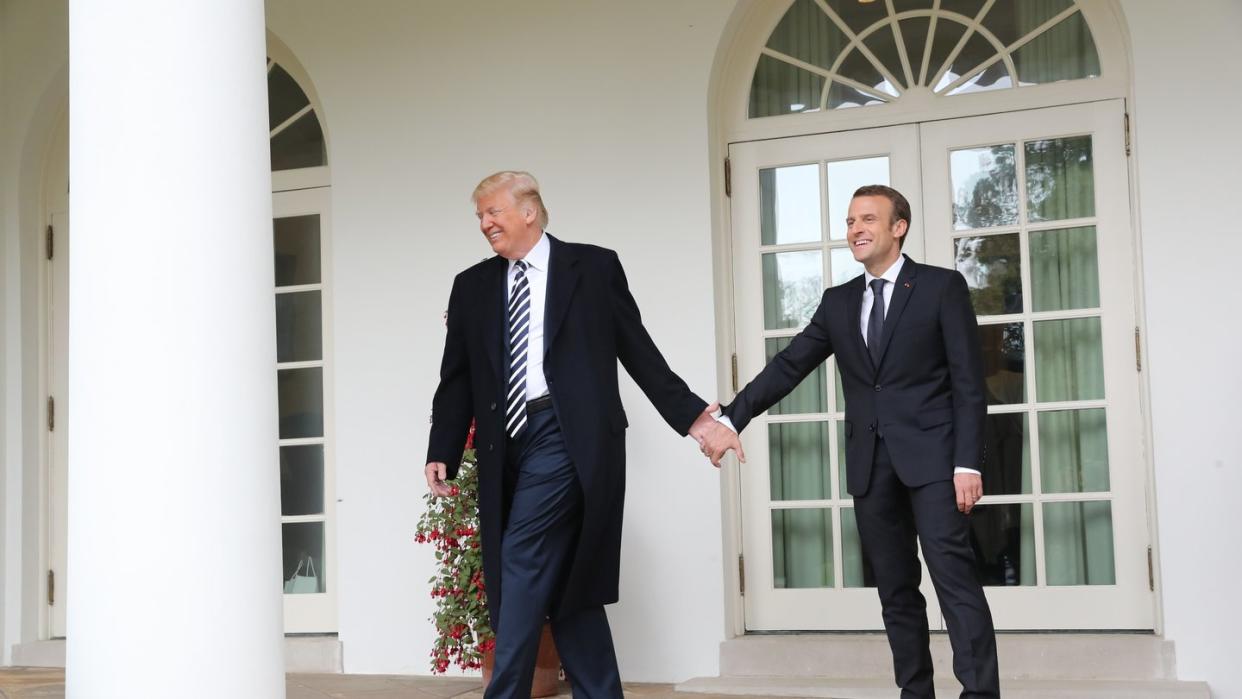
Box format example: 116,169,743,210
1123,1,1242,697
264,0,734,681
0,0,69,663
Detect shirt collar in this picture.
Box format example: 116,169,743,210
510,231,550,273
864,254,905,288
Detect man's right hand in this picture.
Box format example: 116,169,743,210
425,462,453,497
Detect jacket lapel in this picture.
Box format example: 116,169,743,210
873,254,919,370
483,256,508,384
542,234,579,356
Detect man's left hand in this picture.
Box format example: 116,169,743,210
954,472,983,514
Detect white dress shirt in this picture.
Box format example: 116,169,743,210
507,232,550,401
720,254,980,477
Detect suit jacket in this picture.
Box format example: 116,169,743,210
426,234,706,624
724,255,986,496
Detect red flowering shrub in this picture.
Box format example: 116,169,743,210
414,421,492,673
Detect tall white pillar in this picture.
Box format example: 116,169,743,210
67,1,283,697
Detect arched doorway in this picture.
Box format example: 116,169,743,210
42,43,337,639
712,0,1151,632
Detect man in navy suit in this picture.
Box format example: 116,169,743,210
425,171,717,699
700,185,1000,698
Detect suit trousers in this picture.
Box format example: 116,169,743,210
852,438,1000,699
485,407,624,699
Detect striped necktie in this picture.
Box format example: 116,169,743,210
506,260,531,438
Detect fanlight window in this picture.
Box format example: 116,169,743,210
267,59,327,170
750,0,1101,117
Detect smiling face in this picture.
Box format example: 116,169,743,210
475,186,541,260
846,194,908,276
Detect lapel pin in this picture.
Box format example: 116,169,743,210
904,282,912,288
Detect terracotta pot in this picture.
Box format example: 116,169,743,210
481,623,561,698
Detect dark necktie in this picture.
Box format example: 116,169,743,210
505,260,531,437
868,278,886,366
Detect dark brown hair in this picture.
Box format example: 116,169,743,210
853,184,911,247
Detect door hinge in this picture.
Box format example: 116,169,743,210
1134,326,1142,372
731,353,739,394
1147,546,1154,591
47,396,55,432
1123,113,1131,156
738,554,745,596
724,157,732,198
47,570,55,606
46,225,54,260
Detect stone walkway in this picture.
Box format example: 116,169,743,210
0,668,770,699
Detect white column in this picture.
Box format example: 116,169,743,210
67,1,283,697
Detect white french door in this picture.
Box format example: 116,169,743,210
273,187,338,633
731,125,928,631
919,100,1150,628
730,99,1153,631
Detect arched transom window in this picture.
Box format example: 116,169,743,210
750,0,1101,117
267,58,328,170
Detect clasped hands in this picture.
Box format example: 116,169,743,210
689,402,745,468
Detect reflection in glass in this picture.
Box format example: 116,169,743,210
271,111,327,171
750,55,826,118
951,145,1018,230
830,248,865,288
969,503,1035,585
934,31,994,92
826,82,888,110
946,57,1012,95
979,323,1025,404
954,234,1022,314
283,522,326,594
925,20,968,84
1039,409,1110,493
763,250,823,330
274,215,322,287
982,412,1030,495
1026,136,1095,222
760,164,822,246
1030,226,1099,312
268,64,311,131
836,420,848,498
841,507,874,587
863,24,906,89
769,421,831,501
278,367,324,439
1034,317,1104,402
772,508,833,588
898,18,932,83
980,0,1073,48
1013,11,1100,86
838,48,899,98
281,445,325,516
765,0,850,72
939,0,987,20
1044,500,1115,585
765,338,826,415
824,0,889,35
827,157,890,240
276,291,323,363
834,361,846,415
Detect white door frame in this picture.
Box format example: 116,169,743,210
272,185,338,634
728,100,1154,631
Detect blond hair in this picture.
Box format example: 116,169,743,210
471,171,549,230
